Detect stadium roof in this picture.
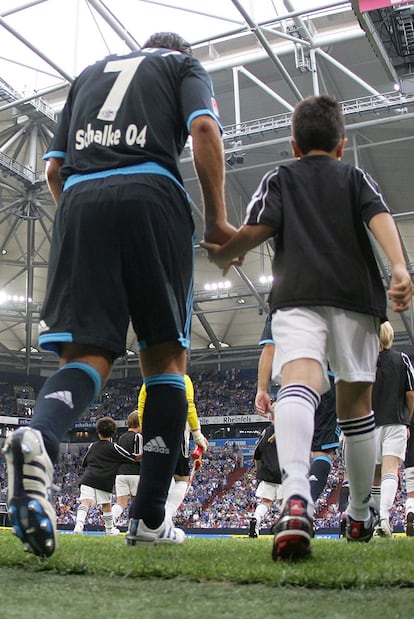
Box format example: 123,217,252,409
1,0,414,376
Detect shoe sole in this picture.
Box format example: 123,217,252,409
6,431,56,557
8,497,56,557
272,531,311,561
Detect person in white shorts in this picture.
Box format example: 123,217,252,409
73,417,138,535
111,410,143,527
249,423,282,538
203,94,413,560
371,321,414,537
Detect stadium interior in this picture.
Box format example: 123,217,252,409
0,0,414,380
1,1,414,534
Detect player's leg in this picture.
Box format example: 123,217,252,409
112,475,131,525
2,343,110,556
272,357,321,560
101,493,120,536
336,381,377,542
126,342,187,545
405,467,414,536
124,179,192,546
74,492,94,534
251,482,276,536
375,426,406,537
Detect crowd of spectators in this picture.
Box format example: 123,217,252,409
0,368,258,422
0,443,402,533
0,369,410,532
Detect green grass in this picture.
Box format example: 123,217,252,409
1,530,414,618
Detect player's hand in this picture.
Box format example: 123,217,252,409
203,221,239,246
201,240,244,276
388,264,413,312
255,389,274,419
192,429,209,453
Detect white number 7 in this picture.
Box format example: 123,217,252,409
97,56,145,122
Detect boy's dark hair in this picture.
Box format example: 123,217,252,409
292,95,345,155
142,32,192,56
96,416,117,438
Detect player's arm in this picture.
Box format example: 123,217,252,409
190,115,238,246
185,375,208,453
255,343,275,418
202,223,273,276
368,212,413,312
137,383,146,427
45,157,64,205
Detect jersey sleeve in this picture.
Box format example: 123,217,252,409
244,168,282,230
180,58,222,133
184,375,200,431
137,383,146,426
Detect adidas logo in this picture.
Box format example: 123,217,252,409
44,391,74,409
143,436,170,455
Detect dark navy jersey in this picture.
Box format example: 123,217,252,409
44,47,221,186
372,348,414,426
79,439,136,493
116,430,142,476
254,425,282,484
245,155,389,319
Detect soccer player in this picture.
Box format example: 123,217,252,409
2,31,236,556
137,374,208,525
203,94,413,560
73,416,138,535
255,313,340,507
249,423,282,538
371,321,414,537
111,410,143,527
404,413,414,536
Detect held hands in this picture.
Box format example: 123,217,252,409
388,264,414,312
201,240,244,276
202,221,245,276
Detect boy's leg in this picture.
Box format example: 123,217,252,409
272,359,321,561
337,381,377,542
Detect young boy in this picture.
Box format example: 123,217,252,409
202,94,413,561
73,416,138,535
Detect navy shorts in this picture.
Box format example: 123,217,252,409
312,376,340,452
39,174,194,358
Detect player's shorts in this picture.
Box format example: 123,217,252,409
272,307,379,393
405,467,414,494
115,474,140,497
312,381,340,452
175,450,191,478
79,484,112,506
256,480,283,502
375,424,408,462
38,174,194,358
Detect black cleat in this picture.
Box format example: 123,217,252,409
271,495,313,561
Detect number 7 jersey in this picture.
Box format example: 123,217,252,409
44,47,221,187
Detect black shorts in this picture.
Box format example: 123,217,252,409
175,450,191,477
405,418,414,468
39,174,194,358
312,380,340,452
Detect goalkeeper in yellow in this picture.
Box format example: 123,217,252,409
138,374,208,522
